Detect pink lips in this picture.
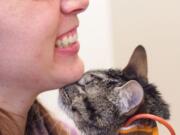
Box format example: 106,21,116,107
55,27,80,56
55,41,80,56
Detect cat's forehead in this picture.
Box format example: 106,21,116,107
78,69,123,85
87,71,107,78
78,70,107,84
84,70,122,78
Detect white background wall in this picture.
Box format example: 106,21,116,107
39,0,179,134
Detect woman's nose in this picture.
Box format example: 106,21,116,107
61,0,89,15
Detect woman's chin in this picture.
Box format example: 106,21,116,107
52,58,84,89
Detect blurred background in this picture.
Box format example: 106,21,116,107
39,0,179,134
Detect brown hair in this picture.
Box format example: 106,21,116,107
0,108,21,135
0,100,68,135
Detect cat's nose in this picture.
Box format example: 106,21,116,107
61,0,89,15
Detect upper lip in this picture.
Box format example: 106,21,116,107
56,25,79,40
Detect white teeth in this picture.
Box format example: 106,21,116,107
62,37,69,47
69,36,73,43
56,33,78,48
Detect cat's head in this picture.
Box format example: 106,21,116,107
59,45,169,133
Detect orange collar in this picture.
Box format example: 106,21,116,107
119,124,158,135
118,114,175,135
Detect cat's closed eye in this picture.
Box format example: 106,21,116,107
103,79,120,88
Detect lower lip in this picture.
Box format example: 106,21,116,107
55,41,80,56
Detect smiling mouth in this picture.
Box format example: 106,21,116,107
55,28,78,48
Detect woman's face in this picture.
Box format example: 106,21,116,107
0,0,89,92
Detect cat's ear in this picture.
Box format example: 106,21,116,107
108,80,144,115
123,45,148,82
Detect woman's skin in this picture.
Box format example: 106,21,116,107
0,0,89,134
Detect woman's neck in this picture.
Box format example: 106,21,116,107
0,86,39,135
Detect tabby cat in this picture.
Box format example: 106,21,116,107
59,45,170,135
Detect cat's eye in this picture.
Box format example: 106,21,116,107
104,79,119,88
106,79,119,84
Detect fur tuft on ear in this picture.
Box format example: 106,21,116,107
123,45,148,82
108,80,144,115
